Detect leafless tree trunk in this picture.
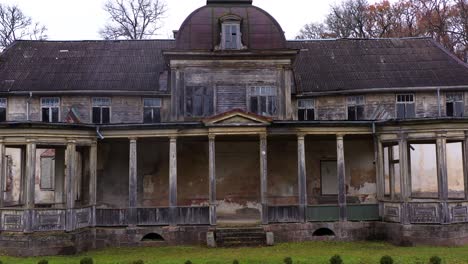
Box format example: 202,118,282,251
100,0,167,40
0,4,47,50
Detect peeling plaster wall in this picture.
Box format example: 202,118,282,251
61,96,91,123
4,148,23,205
97,141,129,208
216,139,261,221
267,137,298,205
137,140,169,207
305,138,377,205
7,96,27,121
316,96,347,120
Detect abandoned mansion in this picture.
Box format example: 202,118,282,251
0,0,468,256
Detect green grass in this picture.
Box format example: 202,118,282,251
1,241,468,264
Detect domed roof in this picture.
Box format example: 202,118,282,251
175,0,287,50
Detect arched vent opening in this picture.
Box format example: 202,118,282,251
312,228,335,237
142,233,165,242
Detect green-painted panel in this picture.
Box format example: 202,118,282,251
306,206,339,222
347,204,380,221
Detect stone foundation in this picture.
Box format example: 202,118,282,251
3,222,468,256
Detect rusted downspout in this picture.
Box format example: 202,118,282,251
26,92,32,121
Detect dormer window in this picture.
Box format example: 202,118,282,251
219,14,245,50
222,23,241,50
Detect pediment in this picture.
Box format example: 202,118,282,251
203,109,272,126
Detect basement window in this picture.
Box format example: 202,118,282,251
347,95,365,120
0,98,6,122
143,98,162,123
396,94,415,119
248,86,277,117
41,97,60,123
92,97,111,124
298,99,315,121
446,93,464,117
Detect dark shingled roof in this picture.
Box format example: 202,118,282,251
0,37,467,94
289,38,468,94
0,40,175,93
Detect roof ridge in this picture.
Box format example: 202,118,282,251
287,36,432,42
428,38,468,70
13,39,176,43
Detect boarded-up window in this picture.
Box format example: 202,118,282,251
222,23,241,50
0,98,6,122
216,86,246,113
321,161,338,195
446,93,464,117
347,95,365,120
410,143,438,198
92,97,111,124
185,86,213,117
41,97,60,123
447,142,465,199
396,94,415,119
40,157,55,190
298,99,315,121
143,98,162,123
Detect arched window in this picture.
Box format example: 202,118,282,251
219,14,245,50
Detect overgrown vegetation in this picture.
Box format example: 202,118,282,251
283,256,293,264
0,241,463,264
80,257,93,264
430,256,443,264
330,254,344,264
37,260,48,264
380,255,394,264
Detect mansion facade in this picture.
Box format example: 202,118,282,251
0,0,468,256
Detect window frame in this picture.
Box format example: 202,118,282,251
91,97,111,124
143,98,162,123
39,156,55,191
221,22,242,50
0,98,7,122
347,95,365,121
185,86,214,118
297,98,315,121
446,92,464,117
396,94,415,119
247,86,278,117
40,97,60,123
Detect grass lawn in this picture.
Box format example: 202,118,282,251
2,241,468,264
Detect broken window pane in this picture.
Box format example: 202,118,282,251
248,86,277,116
298,99,315,121
446,93,464,117
185,87,213,117
41,97,60,123
447,142,465,199
410,143,438,198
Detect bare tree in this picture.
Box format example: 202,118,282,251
0,4,47,50
100,0,167,40
295,22,335,39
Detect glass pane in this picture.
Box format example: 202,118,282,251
306,109,315,121
406,103,415,118
396,104,405,119
298,109,306,121
42,108,50,122
455,101,464,117
92,107,101,124
153,108,161,123
143,108,153,123
348,106,356,121
144,98,161,107
186,87,193,116
447,102,454,117
193,95,203,116
0,98,6,107
92,97,111,107
268,96,277,115
102,107,110,124
51,108,59,122
410,143,438,198
41,97,59,107
384,147,390,196
357,105,365,120
250,97,258,114
0,108,6,122
260,96,267,115
298,99,314,108
447,142,465,199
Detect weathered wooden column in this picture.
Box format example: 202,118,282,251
436,132,449,224
208,135,217,226
169,137,178,225
398,133,411,224
297,134,307,222
65,140,77,232
89,142,97,227
128,138,138,226
464,131,468,201
336,135,347,222
0,139,5,208
260,134,268,225
376,137,385,217
24,140,36,233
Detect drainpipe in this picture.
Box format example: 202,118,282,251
437,88,441,117
96,126,104,140
26,92,32,121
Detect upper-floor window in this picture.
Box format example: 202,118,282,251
92,97,111,124
222,23,241,50
298,99,315,121
248,86,277,117
396,94,415,119
0,98,6,122
186,86,213,118
143,98,162,123
446,92,464,117
41,97,60,123
347,95,365,121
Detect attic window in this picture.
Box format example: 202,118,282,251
446,93,464,117
219,14,244,50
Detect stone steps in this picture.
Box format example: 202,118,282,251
215,228,266,247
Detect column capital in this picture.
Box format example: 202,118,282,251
259,133,267,141
26,138,37,143
336,134,345,140
436,131,448,138
129,137,138,142
66,138,77,144
208,134,216,141
297,133,306,139
170,136,177,142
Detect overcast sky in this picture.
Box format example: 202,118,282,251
1,0,336,40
